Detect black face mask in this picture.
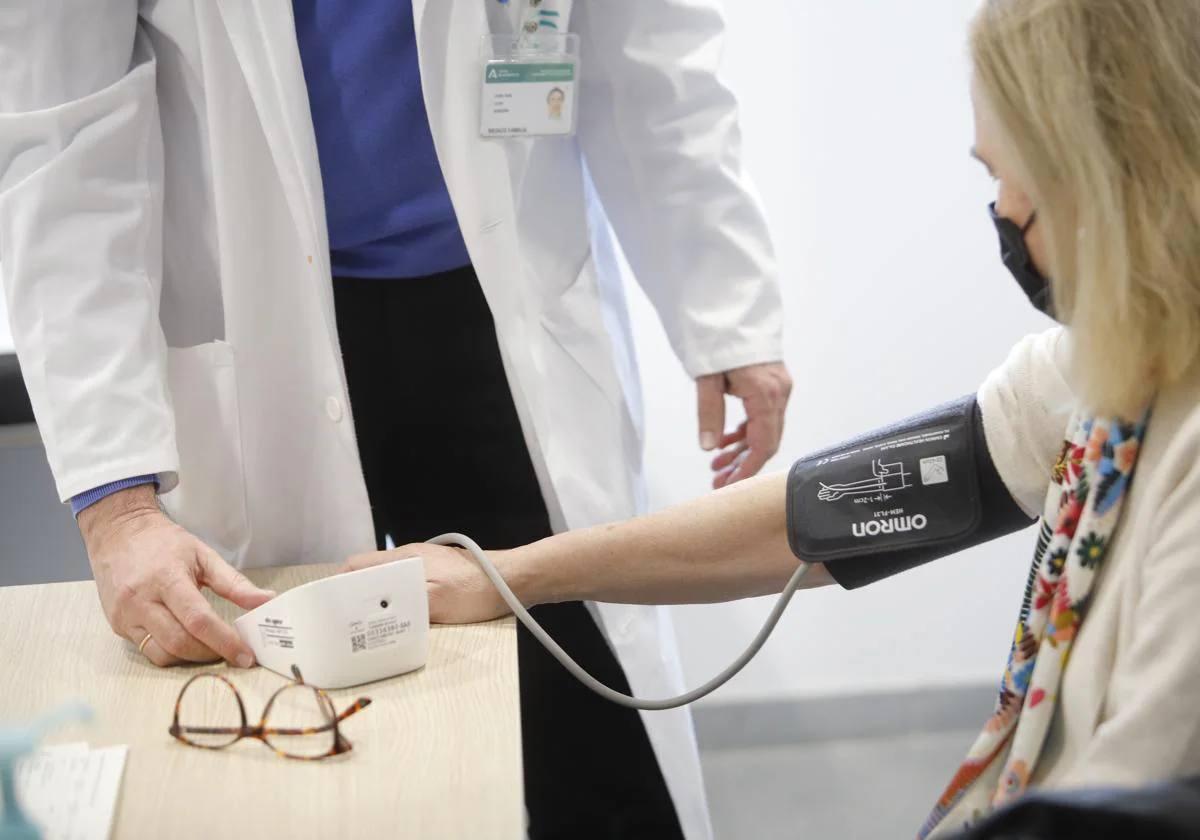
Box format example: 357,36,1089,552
989,202,1055,319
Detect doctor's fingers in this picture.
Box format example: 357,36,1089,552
725,404,784,485
128,603,221,665
195,544,276,611
739,364,791,436
124,623,183,668
705,436,744,475
160,571,256,668
696,374,728,451
718,422,749,449
712,448,750,489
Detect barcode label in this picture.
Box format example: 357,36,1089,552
351,633,366,653
257,619,295,651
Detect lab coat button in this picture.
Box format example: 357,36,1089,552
325,396,343,423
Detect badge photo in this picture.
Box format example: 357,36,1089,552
479,32,580,138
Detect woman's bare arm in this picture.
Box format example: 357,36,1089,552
343,472,834,623
510,472,833,607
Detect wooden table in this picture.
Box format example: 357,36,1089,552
0,565,525,839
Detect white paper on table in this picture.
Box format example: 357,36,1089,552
10,742,128,840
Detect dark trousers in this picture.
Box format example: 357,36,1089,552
334,266,684,840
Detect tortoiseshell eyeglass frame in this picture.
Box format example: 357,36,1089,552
168,664,373,760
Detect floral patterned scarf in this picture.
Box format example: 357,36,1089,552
919,411,1150,838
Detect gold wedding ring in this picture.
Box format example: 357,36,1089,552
138,633,154,655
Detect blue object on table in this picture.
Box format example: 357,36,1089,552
0,703,93,840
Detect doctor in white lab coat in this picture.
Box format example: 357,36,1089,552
0,1,789,837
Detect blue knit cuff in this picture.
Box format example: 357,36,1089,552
70,475,159,518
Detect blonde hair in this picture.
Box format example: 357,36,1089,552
971,0,1200,416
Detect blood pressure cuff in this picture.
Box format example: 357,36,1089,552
786,395,1034,589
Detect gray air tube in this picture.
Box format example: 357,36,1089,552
428,533,812,711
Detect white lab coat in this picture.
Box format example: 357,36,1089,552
0,2,783,837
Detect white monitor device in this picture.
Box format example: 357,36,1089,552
234,557,429,689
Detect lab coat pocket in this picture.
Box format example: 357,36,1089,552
538,257,638,526
159,340,252,565
539,256,622,408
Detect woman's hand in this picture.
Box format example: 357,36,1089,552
340,544,515,624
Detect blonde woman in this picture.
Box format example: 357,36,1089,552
345,0,1200,834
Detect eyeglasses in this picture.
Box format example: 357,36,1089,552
168,665,372,760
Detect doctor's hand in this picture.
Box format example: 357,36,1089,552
78,485,275,668
340,544,514,625
697,362,793,489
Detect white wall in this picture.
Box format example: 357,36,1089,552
632,0,1055,703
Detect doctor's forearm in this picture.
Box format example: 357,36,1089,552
512,473,834,607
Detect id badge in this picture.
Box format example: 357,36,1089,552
479,32,580,138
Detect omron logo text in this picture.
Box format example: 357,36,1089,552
852,514,928,538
